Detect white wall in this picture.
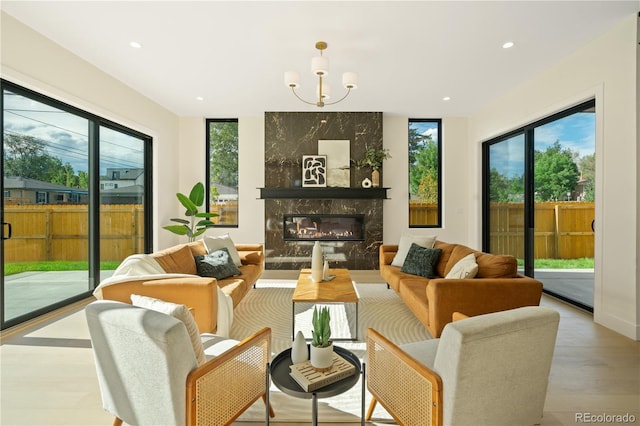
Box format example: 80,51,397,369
1,12,181,252
467,14,639,340
382,116,471,245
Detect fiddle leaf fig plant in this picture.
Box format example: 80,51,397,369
311,306,332,348
163,182,218,242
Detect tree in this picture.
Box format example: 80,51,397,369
534,140,579,201
409,128,438,202
578,153,595,201
209,122,238,188
4,134,63,182
489,169,525,202
4,133,88,188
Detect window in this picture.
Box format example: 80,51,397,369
2,79,152,330
408,119,442,227
206,119,239,227
482,99,595,311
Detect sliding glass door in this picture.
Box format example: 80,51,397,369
1,80,152,329
483,100,595,310
2,86,91,323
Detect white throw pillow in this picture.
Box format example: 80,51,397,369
445,253,479,279
203,234,242,267
131,294,207,366
391,232,437,267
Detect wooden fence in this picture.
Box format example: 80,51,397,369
4,201,593,263
410,201,594,259
489,202,594,259
3,204,145,262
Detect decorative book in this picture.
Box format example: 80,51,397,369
289,352,356,392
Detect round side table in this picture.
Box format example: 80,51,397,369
269,345,365,426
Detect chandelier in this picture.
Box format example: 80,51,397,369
284,41,358,107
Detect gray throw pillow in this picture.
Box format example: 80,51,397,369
194,248,242,280
401,243,443,279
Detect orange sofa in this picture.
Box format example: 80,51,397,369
96,240,264,334
380,241,543,337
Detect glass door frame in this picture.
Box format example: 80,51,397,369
1,79,153,330
482,99,595,312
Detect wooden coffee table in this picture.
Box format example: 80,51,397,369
292,268,359,341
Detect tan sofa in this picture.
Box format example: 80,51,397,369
380,241,543,337
98,241,264,334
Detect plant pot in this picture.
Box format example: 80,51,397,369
310,343,334,372
371,169,380,187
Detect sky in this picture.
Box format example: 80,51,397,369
490,112,595,178
3,90,144,176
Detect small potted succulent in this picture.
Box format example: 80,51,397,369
310,306,333,371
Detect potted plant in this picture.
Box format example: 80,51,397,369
163,182,219,242
310,306,333,371
357,146,391,187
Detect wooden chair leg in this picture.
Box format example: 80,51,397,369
262,394,275,417
113,417,123,426
366,397,378,420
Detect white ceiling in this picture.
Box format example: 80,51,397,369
2,1,638,117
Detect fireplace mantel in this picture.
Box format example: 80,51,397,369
259,187,389,200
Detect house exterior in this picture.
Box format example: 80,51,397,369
3,176,88,205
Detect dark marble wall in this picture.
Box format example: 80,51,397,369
264,112,384,270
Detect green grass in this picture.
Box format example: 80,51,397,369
517,258,594,269
4,261,121,276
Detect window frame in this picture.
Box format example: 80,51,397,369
205,118,239,228
408,118,442,228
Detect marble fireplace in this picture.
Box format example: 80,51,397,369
262,112,386,270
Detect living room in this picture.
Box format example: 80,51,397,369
1,1,639,425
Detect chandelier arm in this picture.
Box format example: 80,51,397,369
290,87,317,106
323,88,352,106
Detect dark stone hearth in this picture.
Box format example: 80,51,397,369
264,112,384,270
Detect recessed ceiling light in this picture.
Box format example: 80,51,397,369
502,41,515,49
443,96,451,101
129,41,142,49
196,96,204,101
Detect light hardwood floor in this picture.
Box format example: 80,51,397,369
1,272,638,425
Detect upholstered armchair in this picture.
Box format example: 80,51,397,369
366,306,560,426
85,300,273,426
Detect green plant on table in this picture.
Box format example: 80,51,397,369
357,146,392,171
163,182,218,242
311,306,332,348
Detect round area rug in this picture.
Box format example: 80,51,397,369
230,280,431,423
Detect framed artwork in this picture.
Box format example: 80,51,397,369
302,155,327,187
318,139,350,187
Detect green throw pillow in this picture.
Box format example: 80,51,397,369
194,248,242,280
401,243,443,279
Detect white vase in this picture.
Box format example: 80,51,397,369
311,241,323,282
291,331,308,364
310,343,334,371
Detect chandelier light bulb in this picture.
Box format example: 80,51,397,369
342,72,358,89
311,56,329,76
317,83,331,100
284,71,300,88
